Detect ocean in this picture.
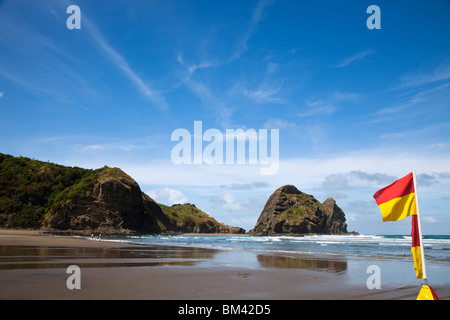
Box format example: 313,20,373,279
98,233,450,288
100,233,450,263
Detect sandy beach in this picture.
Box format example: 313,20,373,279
0,229,448,300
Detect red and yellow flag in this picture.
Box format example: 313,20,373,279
373,172,416,222
373,172,423,279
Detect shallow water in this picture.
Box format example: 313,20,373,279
0,245,216,269
102,234,450,262
98,233,450,286
1,234,449,291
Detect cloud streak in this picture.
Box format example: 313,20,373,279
299,100,336,117
241,79,285,103
335,49,375,68
173,0,276,128
82,18,168,110
176,0,275,102
220,181,269,190
231,0,275,61
397,64,450,89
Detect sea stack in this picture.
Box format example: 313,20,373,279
249,185,350,235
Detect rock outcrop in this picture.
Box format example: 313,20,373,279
321,197,349,234
43,167,244,235
249,185,349,235
43,168,171,235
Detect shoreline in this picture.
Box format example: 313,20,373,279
0,228,139,248
7,227,360,237
1,229,449,300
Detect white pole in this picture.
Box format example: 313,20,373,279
412,172,427,284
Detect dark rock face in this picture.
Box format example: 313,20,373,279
322,197,348,234
44,168,169,235
249,185,349,235
44,167,245,235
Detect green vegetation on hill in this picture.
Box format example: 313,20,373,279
276,192,319,223
160,203,220,232
0,153,245,234
0,153,102,228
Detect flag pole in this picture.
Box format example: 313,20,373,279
412,171,428,284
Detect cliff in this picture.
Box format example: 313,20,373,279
43,167,171,235
0,153,244,234
249,185,350,235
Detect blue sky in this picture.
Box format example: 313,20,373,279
1,0,450,234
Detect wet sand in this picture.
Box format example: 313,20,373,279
0,229,448,300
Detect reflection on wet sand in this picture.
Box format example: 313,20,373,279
0,245,218,270
1,244,348,274
257,254,347,273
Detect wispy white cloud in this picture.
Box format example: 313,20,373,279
0,1,167,108
173,0,276,129
74,141,152,154
220,181,269,190
147,187,189,205
208,190,245,211
299,100,336,117
177,52,214,81
422,216,438,223
25,135,158,163
298,91,361,118
322,171,397,191
0,92,4,99
332,91,361,102
221,191,244,211
176,52,218,106
232,59,286,105
335,49,375,68
0,7,95,100
82,18,168,110
176,0,275,106
375,80,450,121
242,79,285,103
397,64,450,89
231,0,275,61
266,62,279,73
77,144,107,152
174,56,237,127
263,118,297,132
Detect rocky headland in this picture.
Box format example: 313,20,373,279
249,185,354,235
0,153,244,235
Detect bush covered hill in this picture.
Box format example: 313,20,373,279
0,153,244,234
0,153,100,228
160,203,244,234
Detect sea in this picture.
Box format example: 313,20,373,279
96,234,450,289
100,233,450,263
